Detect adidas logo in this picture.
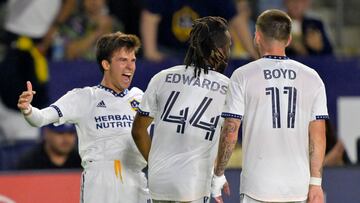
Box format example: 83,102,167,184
96,100,106,108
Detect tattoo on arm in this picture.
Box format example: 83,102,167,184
309,120,326,177
215,118,240,175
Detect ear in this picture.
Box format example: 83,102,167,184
254,30,261,46
285,35,292,47
101,60,110,71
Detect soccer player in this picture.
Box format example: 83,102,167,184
17,32,150,203
132,16,231,203
212,9,328,203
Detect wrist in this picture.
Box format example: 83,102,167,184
22,105,32,116
309,177,322,186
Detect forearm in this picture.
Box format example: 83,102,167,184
140,10,160,55
309,120,326,178
131,114,153,161
132,129,152,161
65,32,99,59
214,118,240,176
24,106,59,127
230,16,258,59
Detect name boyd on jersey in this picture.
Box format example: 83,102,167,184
263,68,297,80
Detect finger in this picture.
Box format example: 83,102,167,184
27,81,33,92
20,92,33,98
214,196,224,203
17,103,28,110
18,98,29,103
223,182,231,196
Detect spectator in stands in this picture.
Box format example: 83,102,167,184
324,119,351,167
230,0,256,59
58,0,115,61
16,124,81,170
0,0,75,140
284,0,333,56
140,0,258,62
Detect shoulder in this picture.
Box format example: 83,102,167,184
288,59,323,82
65,86,95,96
232,60,260,76
209,71,230,83
128,87,144,98
151,65,186,81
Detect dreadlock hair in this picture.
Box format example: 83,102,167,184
184,16,229,77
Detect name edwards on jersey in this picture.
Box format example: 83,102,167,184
165,73,228,95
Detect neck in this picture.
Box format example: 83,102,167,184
45,144,67,167
101,78,124,94
259,42,287,57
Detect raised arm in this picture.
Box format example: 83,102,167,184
308,119,326,203
229,15,259,60
18,81,59,127
140,9,165,62
131,113,154,161
18,81,36,115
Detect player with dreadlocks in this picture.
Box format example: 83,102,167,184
132,16,232,203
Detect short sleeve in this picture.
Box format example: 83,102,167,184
138,74,161,118
51,88,87,125
311,83,329,120
221,71,244,119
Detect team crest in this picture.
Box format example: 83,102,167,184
130,99,140,111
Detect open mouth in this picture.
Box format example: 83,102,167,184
122,73,132,82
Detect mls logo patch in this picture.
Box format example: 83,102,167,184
130,99,140,111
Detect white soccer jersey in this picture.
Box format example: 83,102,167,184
52,85,145,167
139,65,229,201
222,56,328,202
51,85,149,202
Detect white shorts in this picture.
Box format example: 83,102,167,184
152,196,209,203
80,160,151,203
240,194,306,203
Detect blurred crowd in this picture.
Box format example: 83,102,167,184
0,0,355,171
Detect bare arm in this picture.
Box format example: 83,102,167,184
309,120,326,178
131,113,154,161
229,15,259,60
214,118,241,176
65,16,113,59
308,119,326,203
324,141,345,166
140,9,165,62
37,0,76,53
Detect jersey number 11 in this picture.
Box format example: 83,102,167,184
265,86,297,128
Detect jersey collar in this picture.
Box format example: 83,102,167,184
97,84,129,97
262,55,289,60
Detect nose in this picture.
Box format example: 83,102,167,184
126,61,136,71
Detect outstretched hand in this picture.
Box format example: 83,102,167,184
17,81,36,114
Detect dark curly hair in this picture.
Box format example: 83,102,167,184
184,16,230,77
